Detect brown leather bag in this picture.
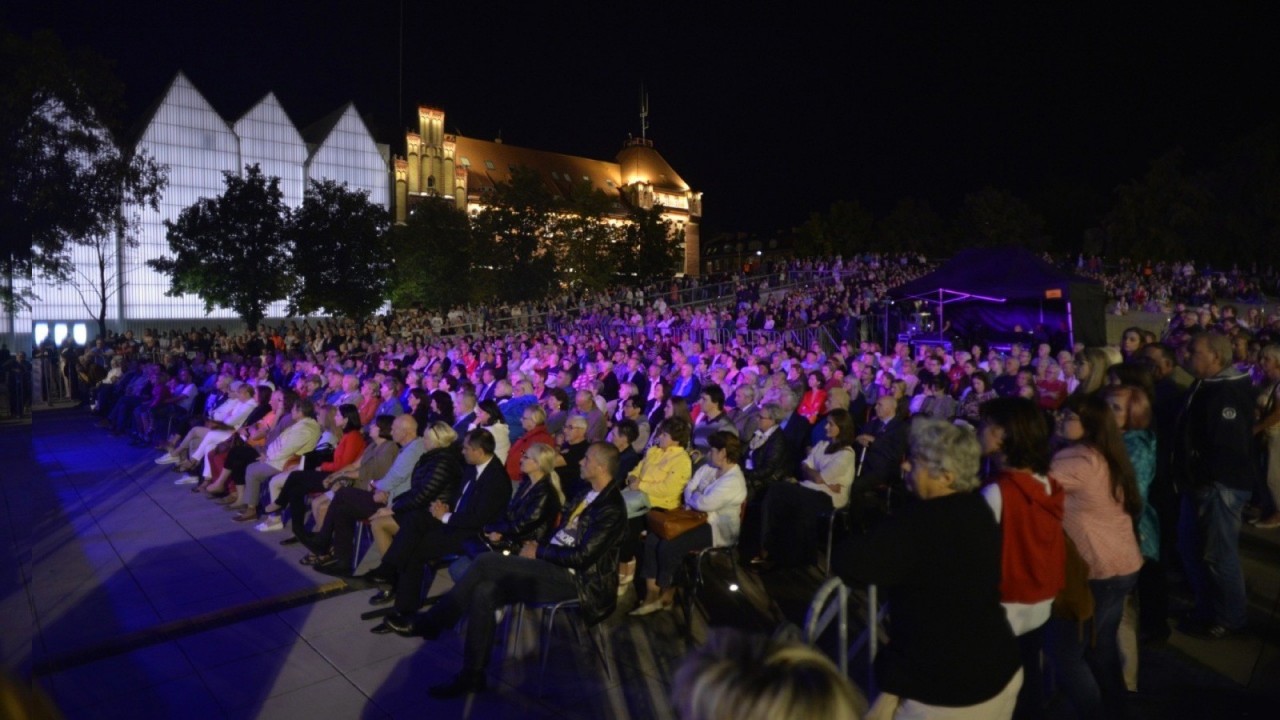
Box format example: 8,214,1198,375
1051,532,1095,623
646,506,707,540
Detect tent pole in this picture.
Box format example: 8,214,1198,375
1066,301,1075,349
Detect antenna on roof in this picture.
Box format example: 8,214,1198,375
639,85,650,142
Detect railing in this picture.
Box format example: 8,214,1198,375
417,268,850,339
803,578,888,699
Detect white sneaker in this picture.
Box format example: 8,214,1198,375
174,476,198,485
155,454,179,465
255,516,284,532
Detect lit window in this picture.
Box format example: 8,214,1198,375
73,323,88,345
54,323,68,345
583,175,590,182
459,157,470,167
484,160,495,171
34,323,49,346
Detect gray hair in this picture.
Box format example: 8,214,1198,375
908,418,981,493
737,383,757,402
760,402,786,422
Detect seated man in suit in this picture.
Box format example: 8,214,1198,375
386,441,626,699
851,394,909,526
369,428,512,627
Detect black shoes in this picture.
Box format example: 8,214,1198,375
313,559,354,578
427,671,488,698
358,565,396,585
368,589,396,606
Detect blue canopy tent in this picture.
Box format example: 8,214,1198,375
888,247,1107,350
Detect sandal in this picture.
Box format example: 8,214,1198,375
300,553,333,566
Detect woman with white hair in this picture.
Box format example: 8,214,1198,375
831,419,1022,719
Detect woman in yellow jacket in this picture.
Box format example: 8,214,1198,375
617,417,693,592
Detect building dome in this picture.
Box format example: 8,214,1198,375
616,138,688,192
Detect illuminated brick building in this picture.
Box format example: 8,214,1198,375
393,106,703,275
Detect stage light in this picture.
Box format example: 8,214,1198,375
728,583,740,592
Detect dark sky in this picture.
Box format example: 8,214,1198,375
7,1,1279,237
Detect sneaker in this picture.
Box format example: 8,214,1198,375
174,476,198,485
155,454,179,465
1255,513,1280,530
255,516,284,532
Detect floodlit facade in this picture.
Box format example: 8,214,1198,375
393,105,703,276
11,73,390,350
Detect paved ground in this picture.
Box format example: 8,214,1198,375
3,406,1280,718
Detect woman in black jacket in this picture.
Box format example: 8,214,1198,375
459,442,564,566
367,422,463,556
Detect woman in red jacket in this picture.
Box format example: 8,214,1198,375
978,396,1064,718
505,405,555,482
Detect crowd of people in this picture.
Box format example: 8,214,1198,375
65,250,1280,718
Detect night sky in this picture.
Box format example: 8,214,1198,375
7,1,1279,238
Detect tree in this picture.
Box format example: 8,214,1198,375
620,204,680,282
287,179,391,319
390,197,475,309
149,165,290,328
557,180,620,292
876,198,948,255
1,29,165,314
1104,150,1212,261
956,186,1048,250
471,167,557,302
796,200,874,256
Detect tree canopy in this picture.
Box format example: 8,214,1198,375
150,165,291,329
287,178,392,319
1,29,166,313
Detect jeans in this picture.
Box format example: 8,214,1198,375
1046,571,1138,720
1178,483,1249,629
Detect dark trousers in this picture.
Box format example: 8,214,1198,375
1012,626,1047,720
761,482,833,567
314,487,382,564
279,469,328,537
1045,572,1138,720
223,445,260,484
1137,557,1169,641
391,517,467,615
619,516,646,563
642,523,712,587
109,396,142,432
416,552,578,673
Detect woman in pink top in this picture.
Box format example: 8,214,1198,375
1047,393,1143,719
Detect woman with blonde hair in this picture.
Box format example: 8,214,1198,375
1072,347,1112,398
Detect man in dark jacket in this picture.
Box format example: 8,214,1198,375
743,403,790,494
391,442,626,698
365,429,512,616
1174,332,1257,638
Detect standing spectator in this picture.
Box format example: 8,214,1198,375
1174,332,1257,638
1047,394,1143,718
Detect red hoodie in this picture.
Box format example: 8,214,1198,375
994,469,1066,604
